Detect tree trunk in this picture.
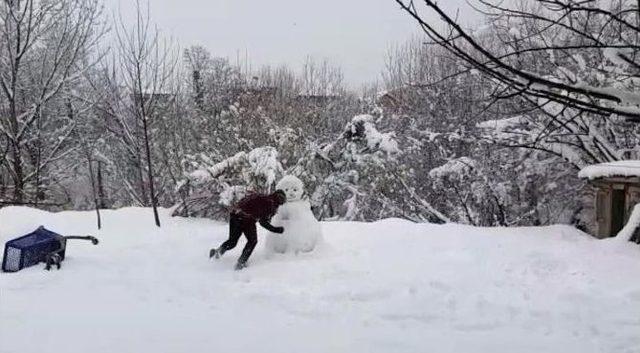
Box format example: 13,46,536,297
8,78,23,203
142,115,161,227
10,140,23,203
97,161,106,208
88,160,102,229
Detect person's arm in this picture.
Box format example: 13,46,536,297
259,218,284,233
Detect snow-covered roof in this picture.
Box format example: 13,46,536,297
578,160,640,180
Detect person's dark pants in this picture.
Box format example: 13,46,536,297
218,213,258,266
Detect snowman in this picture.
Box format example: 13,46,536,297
265,175,323,254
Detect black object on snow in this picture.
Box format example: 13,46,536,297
2,226,99,272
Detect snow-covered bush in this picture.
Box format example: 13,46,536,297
294,113,403,221
173,146,283,218
345,115,400,155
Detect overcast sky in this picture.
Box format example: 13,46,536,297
104,0,481,88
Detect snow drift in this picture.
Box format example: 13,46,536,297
1,207,640,353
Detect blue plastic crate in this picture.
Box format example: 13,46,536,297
2,226,65,272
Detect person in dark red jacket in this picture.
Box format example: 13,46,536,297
210,190,287,270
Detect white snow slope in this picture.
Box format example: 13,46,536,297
1,207,640,353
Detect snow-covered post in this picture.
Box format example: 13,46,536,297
615,204,640,243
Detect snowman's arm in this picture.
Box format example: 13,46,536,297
259,218,284,233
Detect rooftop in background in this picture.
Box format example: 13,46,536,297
578,160,640,180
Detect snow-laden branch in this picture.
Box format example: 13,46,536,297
189,151,247,184
392,171,451,223
345,114,400,155
187,146,283,189
394,0,640,122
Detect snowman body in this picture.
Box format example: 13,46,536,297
265,176,323,254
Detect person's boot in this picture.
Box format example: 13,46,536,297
209,248,222,259
234,261,247,271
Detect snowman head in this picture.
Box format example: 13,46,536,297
276,175,304,201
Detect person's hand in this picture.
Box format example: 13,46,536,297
274,226,285,234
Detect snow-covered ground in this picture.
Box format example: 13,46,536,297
1,207,640,353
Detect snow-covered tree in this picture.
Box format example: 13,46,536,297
0,0,106,204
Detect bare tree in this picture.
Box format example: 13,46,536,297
183,45,211,109
66,99,102,228
256,64,299,98
183,46,247,117
110,0,177,226
299,56,345,96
